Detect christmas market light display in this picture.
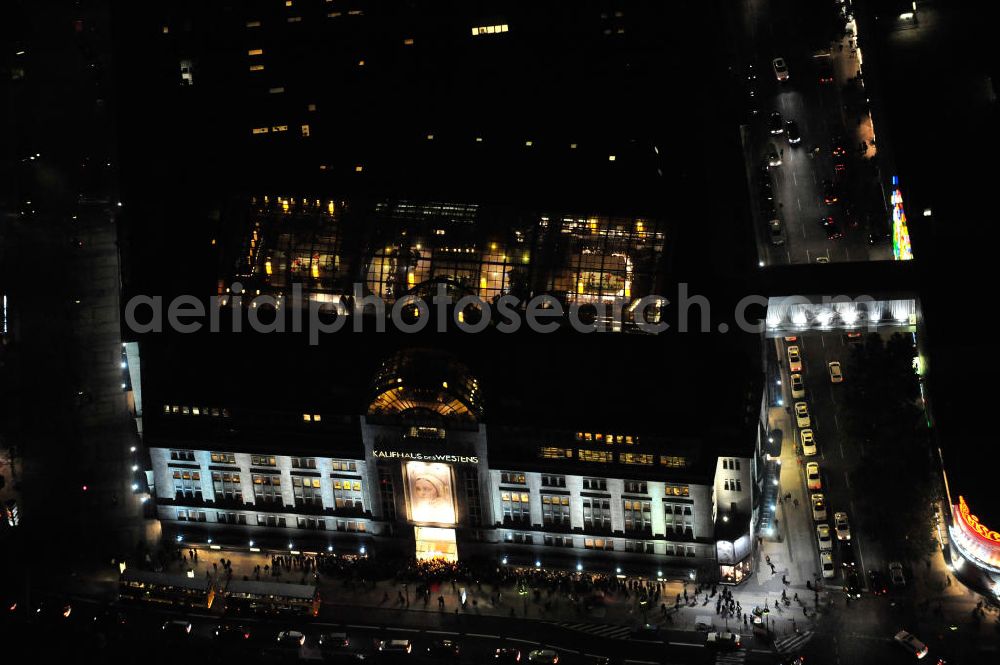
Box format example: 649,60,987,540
890,175,914,260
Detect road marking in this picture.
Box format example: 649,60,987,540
669,641,704,648
839,439,845,459
427,630,459,635
508,638,537,645
792,172,797,185
393,628,419,633
796,197,802,211
833,413,840,430
844,471,851,489
467,633,499,639
624,661,658,665
347,624,378,630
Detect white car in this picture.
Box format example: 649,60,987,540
893,630,929,659
801,429,817,456
834,511,851,540
772,57,789,81
277,631,306,647
806,462,821,490
379,639,413,654
787,346,803,372
820,551,835,578
767,142,782,167
795,402,811,428
790,373,805,399
706,631,741,649
816,523,833,551
829,361,844,383
811,493,827,522
889,561,906,586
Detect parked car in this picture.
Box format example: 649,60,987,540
816,524,833,551
317,632,350,652
790,373,806,399
889,561,906,586
821,551,835,578
839,541,857,568
828,361,844,383
787,346,803,372
706,631,742,650
893,630,929,659
817,60,834,84
769,219,785,246
834,511,851,540
806,462,821,490
794,402,811,428
277,631,306,648
811,493,827,521
214,623,252,643
801,429,817,456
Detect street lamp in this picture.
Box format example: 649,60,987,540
576,563,583,572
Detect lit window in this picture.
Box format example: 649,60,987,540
301,124,310,137
348,9,363,15
358,60,365,66
287,16,302,23
269,87,285,94
248,49,264,56
578,449,612,463
272,125,288,132
403,38,414,46
312,414,321,422
328,11,342,18
246,20,261,28
303,413,312,422
620,453,653,465
355,165,363,172
307,103,317,111
524,140,533,147
285,0,293,6
539,447,572,459
249,64,265,72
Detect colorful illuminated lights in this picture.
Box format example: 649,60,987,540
950,496,1000,573
958,496,1000,544
890,175,914,261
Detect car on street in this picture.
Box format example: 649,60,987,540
822,179,839,204
844,570,862,599
629,624,660,639
787,346,803,372
821,215,844,239
759,178,775,201
790,373,805,398
828,361,844,382
277,631,306,648
801,428,817,456
527,649,560,664
869,570,888,596
816,523,833,551
806,462,821,490
378,639,413,654
839,541,857,568
893,630,929,659
767,143,782,167
811,493,827,521
772,57,789,81
831,137,847,157
794,402,811,428
821,551,835,578
817,60,834,84
495,648,522,664
834,511,851,540
214,623,253,643
318,632,350,651
162,620,192,638
785,120,801,144
889,561,906,586
706,631,742,650
784,336,798,343
768,111,784,134
427,639,461,660
769,219,785,246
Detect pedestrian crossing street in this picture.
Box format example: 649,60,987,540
773,629,815,655
549,622,633,640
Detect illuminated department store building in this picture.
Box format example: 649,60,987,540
141,199,766,584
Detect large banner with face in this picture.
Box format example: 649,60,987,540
405,461,457,525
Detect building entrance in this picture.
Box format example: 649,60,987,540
414,526,458,562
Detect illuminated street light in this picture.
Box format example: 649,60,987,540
131,483,138,490
535,560,541,568
576,563,583,572
327,545,334,552
501,557,508,565
616,567,622,574
249,540,254,547
131,464,138,471
176,535,183,542
129,446,136,452
359,546,366,555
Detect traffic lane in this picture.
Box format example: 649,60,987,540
49,595,780,665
